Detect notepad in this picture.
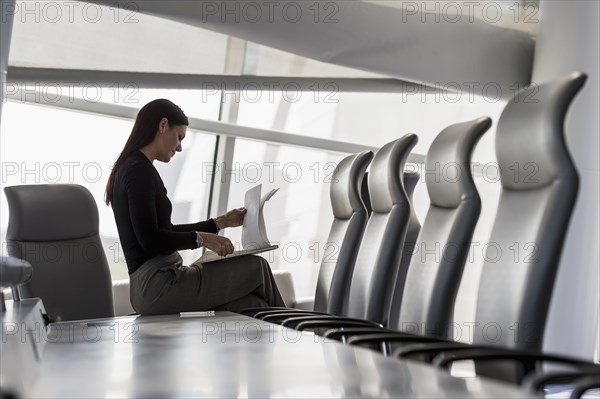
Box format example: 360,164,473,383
196,245,279,263
198,184,279,263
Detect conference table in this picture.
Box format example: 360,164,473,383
4,306,538,398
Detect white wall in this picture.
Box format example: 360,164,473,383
533,0,600,361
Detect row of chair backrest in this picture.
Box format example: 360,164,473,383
311,72,586,356
308,116,491,333
389,72,586,385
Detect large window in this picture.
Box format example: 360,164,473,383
224,138,344,297
0,93,220,279
9,2,227,74
235,88,506,161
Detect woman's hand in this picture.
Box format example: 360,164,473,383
215,207,246,229
197,232,235,256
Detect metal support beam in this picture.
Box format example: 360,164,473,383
210,37,245,219
7,66,424,93
5,86,425,163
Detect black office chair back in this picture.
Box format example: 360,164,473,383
474,72,586,351
4,184,115,321
314,150,374,315
345,134,418,326
398,118,491,337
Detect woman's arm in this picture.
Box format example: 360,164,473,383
172,208,246,233
172,220,218,234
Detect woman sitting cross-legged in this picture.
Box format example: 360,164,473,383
105,99,285,316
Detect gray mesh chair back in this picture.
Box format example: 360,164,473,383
314,150,374,315
474,72,586,351
4,184,115,322
398,117,491,337
388,171,421,328
345,134,418,326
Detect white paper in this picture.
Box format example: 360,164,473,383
242,184,279,250
198,184,279,263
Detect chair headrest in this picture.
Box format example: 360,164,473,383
426,117,492,208
369,134,418,213
331,150,374,219
496,72,587,190
4,184,99,241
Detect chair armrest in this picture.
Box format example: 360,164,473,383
0,256,33,289
112,279,135,317
239,307,291,316
432,347,596,371
293,296,315,310
295,319,384,332
260,310,329,322
280,315,381,330
272,270,296,308
522,370,600,393
324,326,393,341
393,342,471,360
571,376,600,399
346,332,448,347
0,255,33,305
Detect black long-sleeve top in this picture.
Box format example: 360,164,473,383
111,150,217,274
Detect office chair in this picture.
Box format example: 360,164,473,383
325,117,491,344
372,72,591,385
4,184,115,322
274,134,419,331
240,150,374,318
315,151,375,315
251,170,419,325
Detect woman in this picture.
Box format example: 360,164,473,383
105,99,285,315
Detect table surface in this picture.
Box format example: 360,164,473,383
21,311,538,398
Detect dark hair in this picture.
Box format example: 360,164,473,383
105,99,188,205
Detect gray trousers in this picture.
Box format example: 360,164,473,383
130,252,286,316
